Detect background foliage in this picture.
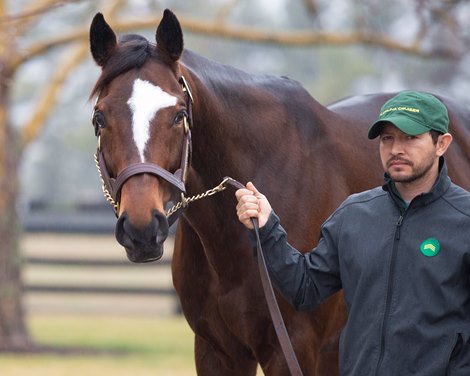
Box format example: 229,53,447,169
11,0,470,210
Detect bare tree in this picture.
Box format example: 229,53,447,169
0,0,124,350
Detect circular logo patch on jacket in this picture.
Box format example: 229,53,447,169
420,238,440,257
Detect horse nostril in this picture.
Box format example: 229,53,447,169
115,212,134,249
153,209,169,245
114,210,168,263
115,210,169,248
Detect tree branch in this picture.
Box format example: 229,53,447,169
19,0,127,147
12,12,462,70
302,0,318,16
20,42,88,147
9,0,130,70
1,0,80,38
215,0,240,24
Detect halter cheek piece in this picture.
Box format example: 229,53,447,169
93,76,193,226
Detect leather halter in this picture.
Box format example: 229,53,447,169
94,76,193,225
224,178,304,376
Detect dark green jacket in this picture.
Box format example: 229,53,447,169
255,160,470,375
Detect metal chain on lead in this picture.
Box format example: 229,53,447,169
165,177,230,218
94,152,119,214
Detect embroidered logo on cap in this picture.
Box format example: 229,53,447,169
420,238,440,257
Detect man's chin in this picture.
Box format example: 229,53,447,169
388,168,406,177
388,171,414,184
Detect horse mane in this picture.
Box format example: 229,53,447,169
90,34,155,98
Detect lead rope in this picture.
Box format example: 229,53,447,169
171,177,303,375
223,178,304,376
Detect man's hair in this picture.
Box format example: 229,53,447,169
430,130,443,145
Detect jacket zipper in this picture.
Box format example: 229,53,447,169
395,214,403,240
374,212,404,375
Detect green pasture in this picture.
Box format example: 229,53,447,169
0,314,195,376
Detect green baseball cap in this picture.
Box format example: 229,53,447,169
368,91,449,139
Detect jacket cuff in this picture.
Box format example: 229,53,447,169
248,210,279,245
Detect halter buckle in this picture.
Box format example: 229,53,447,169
183,116,190,134
180,193,188,208
179,76,194,103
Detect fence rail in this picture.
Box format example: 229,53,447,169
22,230,180,315
26,285,176,296
25,256,172,267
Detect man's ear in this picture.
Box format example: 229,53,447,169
436,133,453,156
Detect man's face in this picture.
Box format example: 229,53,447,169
379,123,439,184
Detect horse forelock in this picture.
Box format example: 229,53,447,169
90,34,158,98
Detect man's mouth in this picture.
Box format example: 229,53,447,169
388,159,411,168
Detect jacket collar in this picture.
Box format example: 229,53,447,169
383,157,451,209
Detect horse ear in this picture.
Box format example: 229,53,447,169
156,9,184,61
90,13,117,67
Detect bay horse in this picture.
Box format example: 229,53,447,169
89,9,470,375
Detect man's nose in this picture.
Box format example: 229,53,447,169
390,139,405,155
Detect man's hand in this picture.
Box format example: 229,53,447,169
235,182,272,229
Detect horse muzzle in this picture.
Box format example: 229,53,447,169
115,209,169,263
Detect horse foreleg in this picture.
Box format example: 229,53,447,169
195,334,258,376
173,219,258,375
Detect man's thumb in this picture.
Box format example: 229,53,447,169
246,181,261,196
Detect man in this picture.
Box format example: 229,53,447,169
235,91,470,375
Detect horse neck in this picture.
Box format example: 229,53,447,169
177,53,355,275
181,59,261,186
181,50,332,183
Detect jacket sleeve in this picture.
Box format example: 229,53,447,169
249,210,342,311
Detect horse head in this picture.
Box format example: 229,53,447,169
89,9,190,263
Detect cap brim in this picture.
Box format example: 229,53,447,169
367,116,430,139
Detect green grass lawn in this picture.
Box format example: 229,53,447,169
0,314,196,376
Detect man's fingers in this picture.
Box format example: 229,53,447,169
237,201,259,216
246,182,267,202
235,182,269,229
246,182,261,196
235,187,255,200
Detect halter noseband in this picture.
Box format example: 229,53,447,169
93,76,193,225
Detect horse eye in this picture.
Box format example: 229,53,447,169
92,110,106,136
173,111,188,126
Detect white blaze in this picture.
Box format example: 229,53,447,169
127,79,177,161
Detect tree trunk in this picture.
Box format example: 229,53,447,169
0,62,32,351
